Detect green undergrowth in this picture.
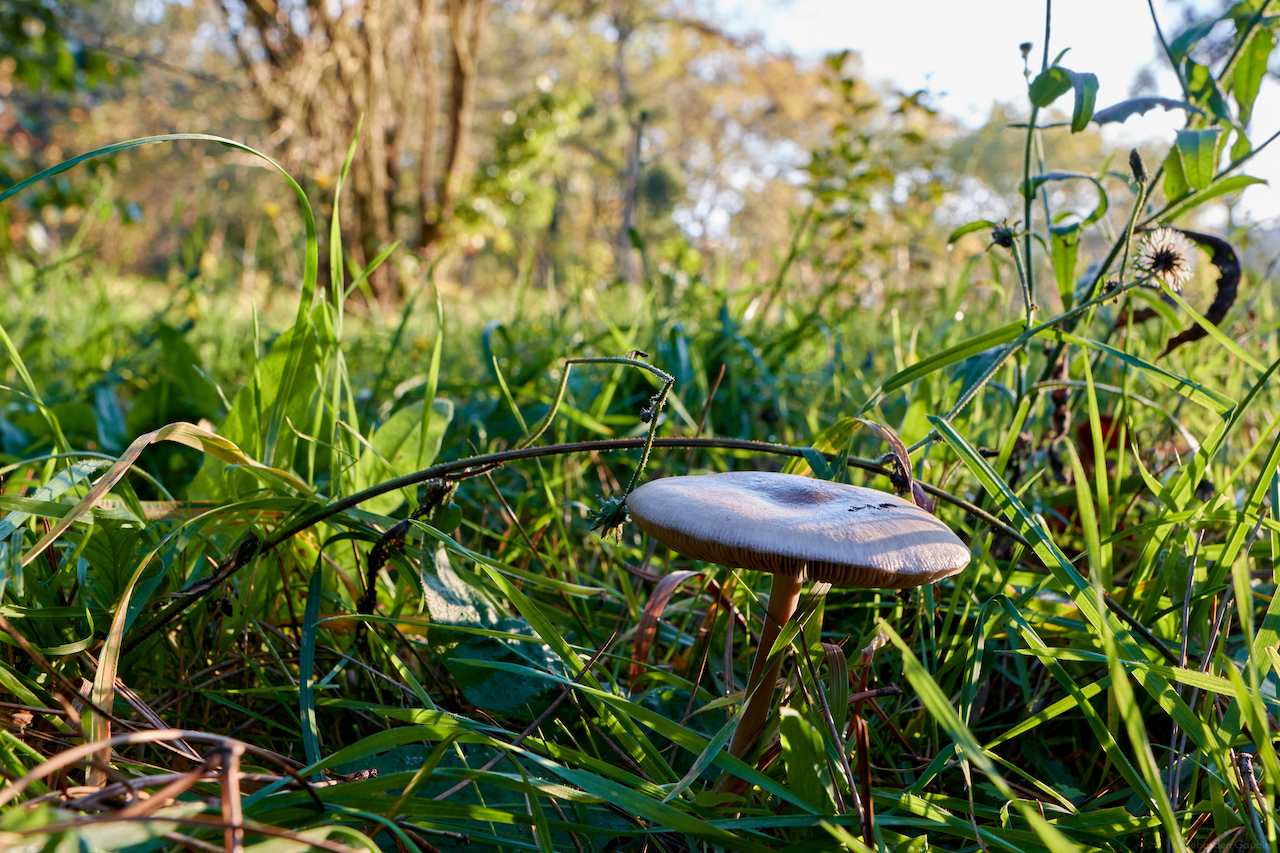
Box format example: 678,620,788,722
2,7,1280,852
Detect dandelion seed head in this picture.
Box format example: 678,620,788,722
1137,227,1196,290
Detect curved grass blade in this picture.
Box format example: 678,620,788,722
873,321,1023,397
881,622,1085,853
1037,330,1235,415
0,134,318,317
22,422,309,571
300,565,324,781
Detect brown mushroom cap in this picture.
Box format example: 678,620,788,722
625,471,969,589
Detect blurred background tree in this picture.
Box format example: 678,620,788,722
0,0,133,254
1,0,1142,308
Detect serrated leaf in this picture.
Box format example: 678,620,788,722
1092,97,1204,125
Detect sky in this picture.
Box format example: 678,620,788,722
713,0,1278,223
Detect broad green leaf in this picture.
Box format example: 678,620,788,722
1161,174,1267,222
1027,66,1096,131
1234,29,1275,125
353,398,453,516
1029,66,1072,107
1163,145,1189,202
1176,128,1222,190
1185,57,1231,122
1050,224,1080,307
1232,128,1252,163
1068,70,1098,132
0,460,106,599
779,708,834,812
188,324,323,497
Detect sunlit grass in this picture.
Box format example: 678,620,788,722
2,6,1280,852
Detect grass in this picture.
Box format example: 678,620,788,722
2,7,1280,852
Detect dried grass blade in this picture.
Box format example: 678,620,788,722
631,569,703,684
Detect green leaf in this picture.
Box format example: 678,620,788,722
878,321,1023,394
299,566,324,781
1097,592,1191,852
1027,66,1096,130
1068,70,1098,132
1231,128,1252,163
1029,66,1072,107
1163,145,1189,202
1021,172,1107,225
0,460,107,600
1184,58,1231,123
353,399,453,516
883,622,1085,853
188,324,322,497
1169,18,1219,64
520,752,776,853
80,518,146,617
1234,30,1275,125
1092,97,1204,125
1176,128,1222,190
928,417,1217,759
1050,224,1080,307
946,219,998,245
800,447,836,481
1161,175,1266,223
779,708,835,812
1038,329,1235,415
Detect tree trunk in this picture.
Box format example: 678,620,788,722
612,0,640,284
415,0,442,252
421,0,489,251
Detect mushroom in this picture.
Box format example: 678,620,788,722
625,470,970,763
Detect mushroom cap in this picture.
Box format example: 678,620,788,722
625,471,969,589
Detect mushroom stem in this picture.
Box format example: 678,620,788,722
726,571,804,762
